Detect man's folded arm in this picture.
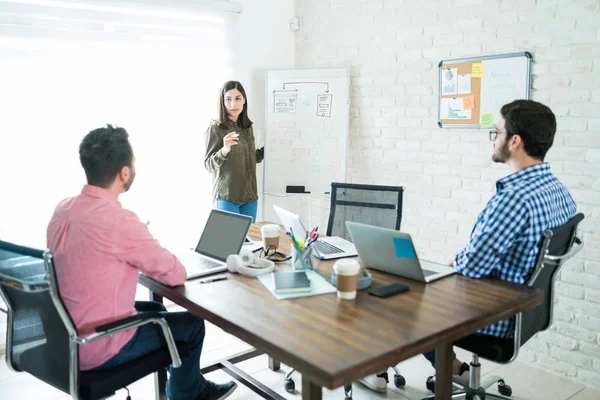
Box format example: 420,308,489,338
114,211,187,286
454,192,528,278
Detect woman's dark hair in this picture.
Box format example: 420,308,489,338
501,99,556,161
79,124,133,188
216,80,253,129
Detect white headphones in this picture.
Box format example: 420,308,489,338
227,249,275,277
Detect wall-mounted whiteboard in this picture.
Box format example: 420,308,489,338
438,52,532,128
263,68,349,194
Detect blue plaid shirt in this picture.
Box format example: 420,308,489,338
454,163,576,338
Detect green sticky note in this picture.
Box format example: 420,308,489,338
480,113,494,128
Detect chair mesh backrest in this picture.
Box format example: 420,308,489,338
327,183,404,242
520,213,585,345
0,241,71,394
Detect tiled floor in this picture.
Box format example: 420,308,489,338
1,305,599,400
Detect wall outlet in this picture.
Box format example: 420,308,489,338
289,17,299,32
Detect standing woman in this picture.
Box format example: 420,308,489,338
204,81,264,221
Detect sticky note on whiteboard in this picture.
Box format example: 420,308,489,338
471,63,484,78
480,113,494,128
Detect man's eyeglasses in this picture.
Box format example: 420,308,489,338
489,130,498,141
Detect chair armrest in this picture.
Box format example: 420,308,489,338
74,311,182,368
95,311,161,332
545,236,584,263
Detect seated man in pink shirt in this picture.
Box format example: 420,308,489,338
47,125,236,400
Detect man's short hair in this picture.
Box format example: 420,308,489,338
501,99,556,161
79,125,133,188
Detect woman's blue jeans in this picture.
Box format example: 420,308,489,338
215,199,257,222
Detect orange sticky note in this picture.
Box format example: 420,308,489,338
462,95,475,110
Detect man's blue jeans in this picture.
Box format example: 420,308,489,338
94,301,206,400
215,199,257,222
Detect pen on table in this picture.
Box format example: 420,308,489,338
198,276,228,284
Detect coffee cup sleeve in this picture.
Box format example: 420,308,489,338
330,270,372,290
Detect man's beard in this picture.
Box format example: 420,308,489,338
492,141,510,163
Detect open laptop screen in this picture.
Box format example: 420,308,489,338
273,205,308,239
195,210,252,262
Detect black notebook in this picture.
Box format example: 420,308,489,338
272,271,311,293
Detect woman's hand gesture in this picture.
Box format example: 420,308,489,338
221,132,239,156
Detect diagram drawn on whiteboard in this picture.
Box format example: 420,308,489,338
273,81,332,117
273,90,297,113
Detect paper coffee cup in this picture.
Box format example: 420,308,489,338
333,259,361,300
261,224,280,252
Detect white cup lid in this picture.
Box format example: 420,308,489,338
261,224,280,237
333,258,360,275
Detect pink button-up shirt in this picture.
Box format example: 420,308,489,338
47,185,187,370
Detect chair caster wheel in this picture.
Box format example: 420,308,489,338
394,374,406,388
498,379,512,396
284,378,295,393
426,375,435,392
344,384,352,399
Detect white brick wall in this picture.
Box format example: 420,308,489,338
296,0,600,388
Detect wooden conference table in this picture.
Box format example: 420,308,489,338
139,222,543,400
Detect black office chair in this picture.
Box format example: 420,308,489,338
423,213,585,400
0,240,190,400
283,183,406,399
326,182,404,242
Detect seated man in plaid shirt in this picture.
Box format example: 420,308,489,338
361,100,577,393
423,99,577,377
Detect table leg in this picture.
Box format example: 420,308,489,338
301,376,322,400
150,290,168,400
434,343,453,400
268,355,281,371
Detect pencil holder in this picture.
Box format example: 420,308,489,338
291,245,315,270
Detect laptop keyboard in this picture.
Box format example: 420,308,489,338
314,240,343,255
422,269,438,277
197,258,222,269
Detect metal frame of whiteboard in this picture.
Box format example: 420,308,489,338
437,51,532,129
262,67,350,219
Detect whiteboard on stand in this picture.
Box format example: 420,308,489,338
263,68,349,195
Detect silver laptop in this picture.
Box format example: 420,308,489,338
176,209,252,279
273,205,357,260
346,221,455,283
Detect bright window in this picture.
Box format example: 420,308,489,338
0,0,240,250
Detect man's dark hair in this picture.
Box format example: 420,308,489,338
79,125,133,188
216,80,253,129
501,99,556,161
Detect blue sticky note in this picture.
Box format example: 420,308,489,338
393,238,416,258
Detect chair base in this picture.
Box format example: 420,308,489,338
422,394,512,400
285,365,406,398
422,374,512,400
